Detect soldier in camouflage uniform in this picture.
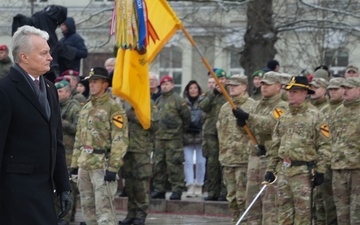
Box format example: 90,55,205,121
55,80,81,225
327,78,344,118
61,69,88,106
151,75,191,200
198,68,228,201
70,67,128,225
265,76,331,225
233,72,288,225
118,101,158,225
217,75,256,222
279,73,292,101
309,78,337,225
251,70,265,101
331,77,360,225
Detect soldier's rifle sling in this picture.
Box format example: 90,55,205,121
181,25,259,146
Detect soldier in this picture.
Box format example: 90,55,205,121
149,72,161,101
309,78,329,112
217,75,256,222
0,44,12,78
70,67,128,225
119,101,158,225
208,77,216,90
331,77,360,225
327,77,345,118
55,80,81,225
251,70,265,101
61,69,88,105
233,71,288,224
344,65,359,78
198,68,228,201
279,73,292,101
151,75,191,200
265,76,331,224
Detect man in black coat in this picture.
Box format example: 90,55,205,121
0,25,72,225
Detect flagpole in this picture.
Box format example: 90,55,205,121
180,24,258,146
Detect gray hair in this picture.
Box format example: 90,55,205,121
12,25,49,63
149,71,159,81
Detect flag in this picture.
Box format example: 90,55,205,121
145,0,182,62
112,48,151,129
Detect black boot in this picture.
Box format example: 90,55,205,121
204,196,218,201
169,192,182,200
133,218,145,225
151,192,166,199
119,217,134,225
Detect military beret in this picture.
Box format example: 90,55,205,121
55,80,70,89
160,75,173,85
54,76,71,83
61,69,80,77
0,44,8,51
252,70,265,78
208,68,227,78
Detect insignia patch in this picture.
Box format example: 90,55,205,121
182,102,186,106
112,115,124,129
320,124,330,138
273,108,284,119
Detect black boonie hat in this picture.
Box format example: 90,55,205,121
285,76,315,94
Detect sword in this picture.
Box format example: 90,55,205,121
235,176,277,225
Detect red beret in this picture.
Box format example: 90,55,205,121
160,75,173,85
54,76,71,83
0,45,8,51
61,69,80,77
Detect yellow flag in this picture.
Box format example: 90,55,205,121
145,0,182,63
112,48,151,129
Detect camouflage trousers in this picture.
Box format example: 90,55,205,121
245,156,277,225
277,172,312,225
223,165,247,223
78,168,118,225
202,134,227,198
315,168,337,225
153,139,184,193
123,152,151,219
332,169,360,225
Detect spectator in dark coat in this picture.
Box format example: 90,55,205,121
58,17,88,74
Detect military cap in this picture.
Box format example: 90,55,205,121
61,69,80,77
327,77,345,89
341,77,360,88
160,75,173,85
285,76,315,94
0,44,8,51
345,65,358,74
85,67,109,81
55,80,70,89
252,70,265,78
261,71,282,84
313,69,330,81
208,68,227,78
309,78,329,88
227,74,248,85
279,73,292,85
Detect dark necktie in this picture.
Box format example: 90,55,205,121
34,79,40,90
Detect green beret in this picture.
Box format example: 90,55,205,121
252,70,265,78
55,80,70,89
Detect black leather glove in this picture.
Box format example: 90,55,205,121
312,172,324,188
104,170,117,182
232,107,249,120
69,168,78,177
58,191,73,220
264,171,276,183
213,88,220,95
256,145,266,156
236,118,246,127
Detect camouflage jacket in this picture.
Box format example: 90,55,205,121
155,89,191,140
198,89,228,136
247,93,288,157
217,93,256,166
72,89,87,106
124,100,158,153
331,97,360,169
71,92,128,172
0,56,12,79
310,96,329,115
60,98,81,165
327,98,343,119
268,100,331,175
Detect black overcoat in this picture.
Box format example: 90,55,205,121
0,66,70,225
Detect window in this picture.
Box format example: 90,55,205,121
324,48,348,67
228,49,244,76
159,46,183,94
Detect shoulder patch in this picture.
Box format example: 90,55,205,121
112,115,124,129
273,108,284,119
182,102,186,106
320,124,330,138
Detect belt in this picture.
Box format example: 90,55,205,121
93,149,109,154
291,161,314,167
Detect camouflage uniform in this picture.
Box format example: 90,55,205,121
153,89,191,194
58,97,81,223
268,100,331,225
72,89,87,106
122,101,158,221
71,92,128,225
217,90,256,222
331,78,360,225
198,89,228,199
245,92,288,225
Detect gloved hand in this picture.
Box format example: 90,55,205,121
312,172,324,188
58,191,73,220
264,171,276,183
213,88,220,95
236,118,247,127
232,108,249,120
104,170,117,182
256,145,266,156
69,168,78,177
